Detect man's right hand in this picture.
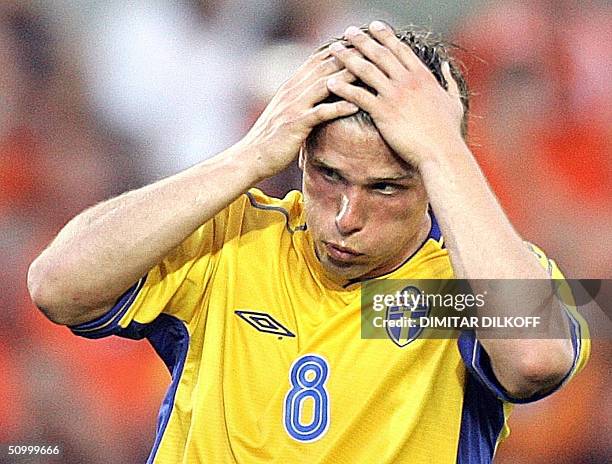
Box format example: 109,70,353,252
239,47,358,180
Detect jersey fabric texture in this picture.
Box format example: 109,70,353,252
69,189,589,464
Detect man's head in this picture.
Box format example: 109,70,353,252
300,24,468,281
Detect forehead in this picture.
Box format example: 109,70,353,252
307,119,414,179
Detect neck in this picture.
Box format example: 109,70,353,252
359,210,432,280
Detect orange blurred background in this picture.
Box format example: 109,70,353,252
1,1,610,462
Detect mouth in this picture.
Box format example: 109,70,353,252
323,242,364,263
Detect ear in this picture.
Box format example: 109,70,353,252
298,146,306,170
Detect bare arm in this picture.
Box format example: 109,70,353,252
27,148,260,325
28,48,358,326
418,145,574,399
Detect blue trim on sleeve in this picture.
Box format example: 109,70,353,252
118,315,190,464
458,308,582,404
549,304,582,392
456,370,505,464
67,280,192,463
458,332,512,402
69,277,146,339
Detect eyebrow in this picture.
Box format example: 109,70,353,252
311,157,417,182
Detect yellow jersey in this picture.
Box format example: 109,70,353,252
70,189,589,463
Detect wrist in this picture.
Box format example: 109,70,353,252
220,142,271,185
417,139,473,177
230,139,279,183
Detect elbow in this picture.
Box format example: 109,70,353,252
27,255,77,326
502,345,575,399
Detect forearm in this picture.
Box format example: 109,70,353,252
28,144,264,325
420,143,574,397
420,142,544,279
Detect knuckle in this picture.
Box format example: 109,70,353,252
312,106,329,121
306,79,327,100
351,60,368,74
318,57,339,73
338,70,354,82
351,32,365,43
316,75,329,89
279,111,298,125
276,85,294,100
392,43,408,59
279,118,298,132
379,46,394,61
305,110,319,124
348,48,364,58
379,28,393,38
394,41,412,56
312,105,325,117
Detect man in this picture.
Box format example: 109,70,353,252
28,22,588,463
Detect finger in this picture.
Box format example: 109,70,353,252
442,61,464,114
296,56,344,90
329,41,388,92
286,48,336,90
326,77,377,114
367,21,427,74
343,26,405,80
300,68,356,106
302,100,359,127
297,47,332,72
287,47,363,95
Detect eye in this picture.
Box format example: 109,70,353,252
320,166,342,182
371,182,402,195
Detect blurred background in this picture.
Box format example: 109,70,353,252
1,0,610,462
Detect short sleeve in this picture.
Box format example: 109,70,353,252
457,243,590,403
69,194,248,340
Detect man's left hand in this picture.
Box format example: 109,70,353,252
327,21,465,167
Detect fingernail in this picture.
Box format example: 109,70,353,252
327,77,338,87
329,42,344,51
344,26,360,37
370,21,386,31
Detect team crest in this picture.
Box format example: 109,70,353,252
385,286,429,347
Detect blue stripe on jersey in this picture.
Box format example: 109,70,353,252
458,304,582,404
68,278,190,462
69,277,145,338
118,315,190,464
456,371,505,464
145,316,189,464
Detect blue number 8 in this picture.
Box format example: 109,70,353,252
283,354,330,442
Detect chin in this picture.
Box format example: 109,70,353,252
321,258,370,281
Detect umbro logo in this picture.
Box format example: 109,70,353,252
234,310,296,338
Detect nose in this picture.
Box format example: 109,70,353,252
335,190,365,236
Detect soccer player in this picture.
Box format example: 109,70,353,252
28,22,588,463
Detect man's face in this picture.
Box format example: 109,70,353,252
301,119,430,281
